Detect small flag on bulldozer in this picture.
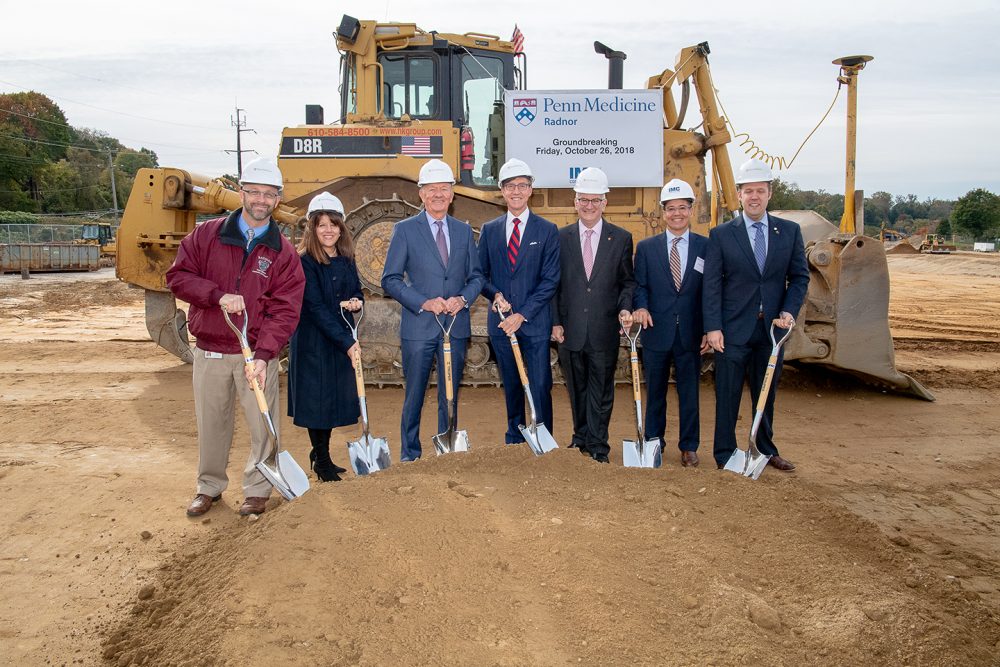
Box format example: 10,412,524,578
511,25,524,54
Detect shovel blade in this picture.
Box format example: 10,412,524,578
433,430,470,455
256,450,310,501
722,448,748,476
744,451,771,480
348,435,391,476
519,424,559,456
623,439,662,468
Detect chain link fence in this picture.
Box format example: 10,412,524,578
1,224,118,244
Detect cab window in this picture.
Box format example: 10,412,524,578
379,54,436,119
460,54,504,186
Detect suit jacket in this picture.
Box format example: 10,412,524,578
552,220,636,352
702,212,810,346
381,211,485,341
478,211,560,338
633,231,708,352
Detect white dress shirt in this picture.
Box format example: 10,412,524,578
505,208,530,245
578,218,603,256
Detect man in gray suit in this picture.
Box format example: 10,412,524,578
552,167,635,463
381,159,484,461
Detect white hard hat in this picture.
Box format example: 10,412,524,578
660,178,695,203
240,158,283,189
498,158,533,184
573,167,609,195
735,158,774,185
417,159,455,186
307,192,345,217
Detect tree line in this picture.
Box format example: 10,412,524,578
0,92,157,215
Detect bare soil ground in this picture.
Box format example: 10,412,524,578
1,255,999,666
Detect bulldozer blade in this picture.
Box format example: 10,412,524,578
622,438,663,468
144,289,193,364
519,423,559,456
347,435,391,476
256,451,310,501
432,429,470,455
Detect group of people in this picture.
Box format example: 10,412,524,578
167,153,808,518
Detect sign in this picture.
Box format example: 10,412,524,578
279,128,443,159
504,89,663,188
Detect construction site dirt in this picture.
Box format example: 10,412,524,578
1,252,999,666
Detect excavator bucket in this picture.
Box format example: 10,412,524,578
144,290,194,364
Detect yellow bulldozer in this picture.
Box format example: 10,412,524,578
116,14,931,399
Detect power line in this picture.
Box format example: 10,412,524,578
0,130,108,153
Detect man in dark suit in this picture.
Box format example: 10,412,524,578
703,158,810,471
552,167,635,463
381,159,485,461
631,179,709,467
479,158,561,443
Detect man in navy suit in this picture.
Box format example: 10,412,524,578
552,167,635,463
381,159,485,461
703,159,810,471
479,158,560,443
631,179,709,467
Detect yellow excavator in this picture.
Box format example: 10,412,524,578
115,14,931,399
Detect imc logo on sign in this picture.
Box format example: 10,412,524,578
513,98,536,126
569,167,583,182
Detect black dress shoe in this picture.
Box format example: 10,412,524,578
332,463,348,474
592,452,610,464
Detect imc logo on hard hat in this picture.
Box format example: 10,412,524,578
513,98,536,126
668,185,682,193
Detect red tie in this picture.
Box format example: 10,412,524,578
507,217,521,266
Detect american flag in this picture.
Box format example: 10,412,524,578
511,25,524,54
401,136,431,155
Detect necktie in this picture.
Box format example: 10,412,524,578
508,217,521,267
434,220,449,265
245,227,255,251
753,222,766,273
669,236,682,290
583,229,595,280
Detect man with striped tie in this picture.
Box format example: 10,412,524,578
631,179,709,467
551,167,635,463
478,158,561,445
702,159,810,472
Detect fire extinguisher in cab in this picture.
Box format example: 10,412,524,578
460,126,475,173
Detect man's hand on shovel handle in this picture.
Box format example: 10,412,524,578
245,359,267,391
219,293,245,314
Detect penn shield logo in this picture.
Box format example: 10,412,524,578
513,98,537,126
252,256,273,278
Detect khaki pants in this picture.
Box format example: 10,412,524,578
192,347,280,498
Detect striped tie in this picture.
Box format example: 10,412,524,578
508,217,521,267
583,229,595,280
669,236,682,290
753,222,766,273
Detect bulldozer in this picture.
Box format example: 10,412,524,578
115,14,931,399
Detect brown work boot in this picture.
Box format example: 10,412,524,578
239,496,268,516
186,494,221,517
768,455,796,472
680,450,700,467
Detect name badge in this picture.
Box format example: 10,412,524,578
694,257,705,273
204,351,223,359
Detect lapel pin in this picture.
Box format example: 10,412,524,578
773,227,779,234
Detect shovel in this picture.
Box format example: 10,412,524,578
723,320,794,480
621,318,662,468
498,308,558,455
431,313,470,455
340,301,391,476
222,309,310,501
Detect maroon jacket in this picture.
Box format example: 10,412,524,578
166,209,305,361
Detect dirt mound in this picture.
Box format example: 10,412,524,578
886,240,919,254
101,447,1000,666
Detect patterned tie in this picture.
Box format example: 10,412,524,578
508,217,521,267
669,236,682,290
434,219,449,265
583,229,595,280
753,222,766,273
245,227,255,251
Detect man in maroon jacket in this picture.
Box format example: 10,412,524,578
166,158,305,517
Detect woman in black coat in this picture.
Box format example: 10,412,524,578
287,193,363,481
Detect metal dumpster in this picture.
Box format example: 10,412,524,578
0,243,100,273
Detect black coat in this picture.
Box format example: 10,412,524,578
287,253,363,429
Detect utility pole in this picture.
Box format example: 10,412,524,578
225,107,257,176
107,150,119,222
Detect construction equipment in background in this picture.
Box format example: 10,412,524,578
115,14,930,399
919,233,957,254
80,223,117,262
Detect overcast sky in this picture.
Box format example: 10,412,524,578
2,0,997,199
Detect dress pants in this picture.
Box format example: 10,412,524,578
490,333,553,443
400,336,468,461
559,341,617,457
192,347,279,498
642,327,700,451
712,318,784,467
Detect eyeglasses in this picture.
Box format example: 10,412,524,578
502,182,532,192
575,197,605,207
241,188,279,201
663,205,691,214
